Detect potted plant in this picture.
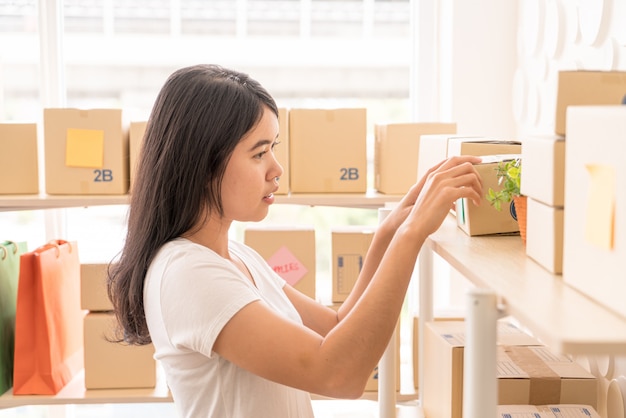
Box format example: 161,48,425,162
485,157,527,243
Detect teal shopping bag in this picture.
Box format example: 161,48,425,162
0,241,27,395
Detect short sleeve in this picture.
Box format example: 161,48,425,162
153,244,261,358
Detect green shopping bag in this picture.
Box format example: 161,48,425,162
0,241,27,395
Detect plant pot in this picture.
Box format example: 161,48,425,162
513,195,527,245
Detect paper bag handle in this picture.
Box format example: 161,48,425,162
0,240,18,260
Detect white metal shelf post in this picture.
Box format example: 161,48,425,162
38,0,68,243
378,207,397,418
463,289,497,418
417,249,433,403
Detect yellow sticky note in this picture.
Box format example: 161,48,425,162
585,164,615,250
65,128,104,168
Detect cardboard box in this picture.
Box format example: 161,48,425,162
80,263,113,311
497,404,600,417
129,120,147,193
455,155,521,236
44,108,129,195
0,123,39,194
563,106,626,318
521,136,566,207
374,122,456,195
289,108,367,193
412,313,465,390
423,321,596,418
275,108,289,195
244,226,316,299
417,134,481,181
555,71,626,136
527,198,564,274
84,312,156,389
446,137,521,158
331,226,375,303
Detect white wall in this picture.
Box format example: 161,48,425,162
450,0,519,138
514,1,626,417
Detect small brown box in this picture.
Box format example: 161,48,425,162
374,122,456,195
80,263,113,311
422,321,596,418
446,137,521,158
526,198,564,274
275,108,289,195
455,155,520,236
555,71,626,136
417,134,482,181
521,136,565,207
289,108,367,193
129,120,147,193
0,123,39,194
331,227,375,303
84,312,156,389
244,226,316,299
44,108,129,195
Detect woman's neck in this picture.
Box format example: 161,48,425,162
184,214,232,259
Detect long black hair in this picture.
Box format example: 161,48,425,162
107,64,278,345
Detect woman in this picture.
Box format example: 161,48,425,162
107,64,483,417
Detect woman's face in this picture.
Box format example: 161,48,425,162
220,107,284,223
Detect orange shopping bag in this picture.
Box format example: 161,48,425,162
13,240,85,395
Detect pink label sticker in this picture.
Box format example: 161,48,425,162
266,246,308,286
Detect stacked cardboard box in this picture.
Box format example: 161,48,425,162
289,108,367,193
455,154,521,236
374,122,456,195
44,108,129,195
521,136,565,274
0,123,39,194
128,121,147,193
497,404,600,417
274,108,289,195
80,263,156,390
243,226,316,300
555,71,626,136
422,320,596,418
331,226,375,303
562,106,626,319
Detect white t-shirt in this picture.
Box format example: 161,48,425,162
144,238,314,418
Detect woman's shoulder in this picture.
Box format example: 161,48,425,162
229,240,268,265
156,238,222,265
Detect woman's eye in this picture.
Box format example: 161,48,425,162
254,150,268,159
271,140,281,151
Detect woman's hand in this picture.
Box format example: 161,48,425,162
379,155,482,238
403,155,483,238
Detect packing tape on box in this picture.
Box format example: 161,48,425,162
502,345,561,405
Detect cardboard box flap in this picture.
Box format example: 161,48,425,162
478,153,522,165
497,404,600,417
501,346,562,405
428,319,541,347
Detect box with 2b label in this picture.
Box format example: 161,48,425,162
288,108,367,193
44,108,129,195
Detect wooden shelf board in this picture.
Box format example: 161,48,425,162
0,191,403,212
0,368,172,409
428,215,626,356
0,365,417,409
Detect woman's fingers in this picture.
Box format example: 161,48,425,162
404,157,484,235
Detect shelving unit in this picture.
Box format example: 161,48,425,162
7,196,621,416
0,192,411,417
0,191,403,212
417,214,626,418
